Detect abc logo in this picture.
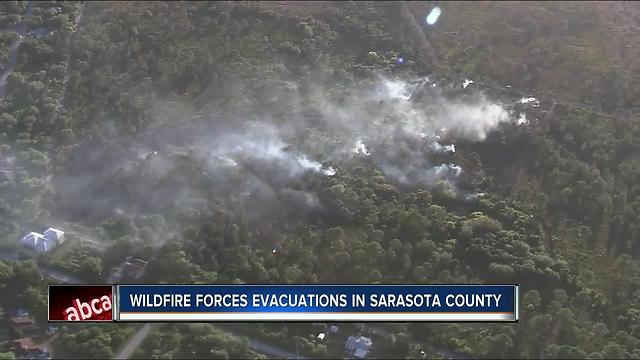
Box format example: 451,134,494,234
64,295,112,321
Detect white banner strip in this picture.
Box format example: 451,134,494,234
118,312,515,321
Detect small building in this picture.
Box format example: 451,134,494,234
345,336,373,359
19,227,65,253
108,257,148,283
9,310,36,334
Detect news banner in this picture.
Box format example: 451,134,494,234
48,284,518,322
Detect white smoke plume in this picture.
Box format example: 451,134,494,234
303,75,511,187
53,73,515,229
195,122,336,178
353,139,371,156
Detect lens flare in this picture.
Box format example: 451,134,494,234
426,6,442,25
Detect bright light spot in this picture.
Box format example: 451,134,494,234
462,79,474,88
396,57,404,64
426,6,442,25
272,248,277,254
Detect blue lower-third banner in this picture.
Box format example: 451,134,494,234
115,285,518,322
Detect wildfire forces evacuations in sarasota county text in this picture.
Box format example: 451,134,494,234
127,291,503,309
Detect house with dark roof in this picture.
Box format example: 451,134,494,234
108,257,148,283
9,313,36,335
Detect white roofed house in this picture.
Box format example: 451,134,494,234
44,228,65,245
19,227,65,254
20,232,46,252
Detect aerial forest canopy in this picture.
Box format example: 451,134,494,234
0,1,640,359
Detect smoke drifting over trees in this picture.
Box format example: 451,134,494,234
51,75,514,229
4,2,640,359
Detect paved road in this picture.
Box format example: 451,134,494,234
114,323,154,360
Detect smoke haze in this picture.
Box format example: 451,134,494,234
51,74,515,233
